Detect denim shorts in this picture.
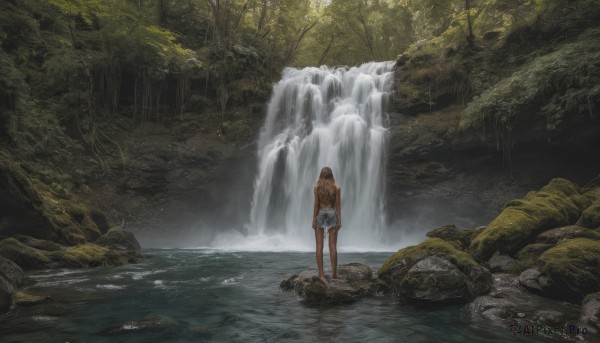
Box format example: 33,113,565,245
316,208,337,230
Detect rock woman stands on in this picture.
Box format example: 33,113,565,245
312,167,342,281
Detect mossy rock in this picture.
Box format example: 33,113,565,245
52,244,130,268
0,151,104,245
0,238,136,270
12,235,63,252
378,238,491,301
536,225,600,244
577,188,600,229
0,238,53,270
95,228,141,251
514,243,554,269
0,275,14,314
538,238,600,302
470,179,590,260
0,257,24,288
425,224,478,249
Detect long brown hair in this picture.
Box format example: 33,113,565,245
315,167,336,204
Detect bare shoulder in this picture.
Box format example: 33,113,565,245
336,186,341,193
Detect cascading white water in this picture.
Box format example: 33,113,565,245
215,61,395,251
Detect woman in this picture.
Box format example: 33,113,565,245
312,167,342,281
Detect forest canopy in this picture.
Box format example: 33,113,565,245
0,0,594,164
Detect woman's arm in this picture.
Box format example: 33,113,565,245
312,187,319,230
335,187,342,230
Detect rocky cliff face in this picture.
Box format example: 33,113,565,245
385,19,600,230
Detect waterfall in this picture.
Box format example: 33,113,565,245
217,61,396,251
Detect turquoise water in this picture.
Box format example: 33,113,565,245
1,250,569,342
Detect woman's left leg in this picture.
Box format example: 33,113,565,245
328,228,338,280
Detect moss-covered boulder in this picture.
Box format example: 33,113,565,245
0,257,24,288
0,275,15,314
514,243,553,269
0,237,138,270
425,224,478,249
470,179,590,260
378,238,491,302
0,238,52,269
537,238,600,302
577,187,600,229
280,264,375,305
536,225,600,244
96,228,141,251
0,151,105,245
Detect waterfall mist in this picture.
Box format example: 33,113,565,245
212,61,400,251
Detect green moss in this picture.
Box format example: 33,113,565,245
51,244,128,268
470,178,590,260
379,238,479,277
0,238,51,270
538,238,600,300
577,187,600,229
514,243,554,268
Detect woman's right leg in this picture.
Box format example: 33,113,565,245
315,228,325,280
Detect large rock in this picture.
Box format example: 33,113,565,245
577,187,600,230
425,224,477,249
487,251,521,274
0,151,106,245
95,228,141,251
536,225,600,244
536,238,600,302
462,295,517,321
378,238,491,303
400,256,467,302
280,263,374,305
514,243,553,269
470,179,590,260
0,256,24,288
580,293,600,332
0,275,14,314
0,237,140,270
463,273,578,326
518,268,544,294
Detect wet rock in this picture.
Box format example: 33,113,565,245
101,316,171,335
400,256,467,302
13,235,63,252
580,293,600,332
577,188,600,229
95,228,141,251
536,225,600,244
425,224,476,249
0,256,24,288
489,273,524,297
378,238,491,303
0,275,15,314
537,238,600,302
514,243,553,269
0,238,138,270
14,291,53,306
280,263,374,305
533,310,564,327
518,268,544,294
487,251,521,274
462,296,517,321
